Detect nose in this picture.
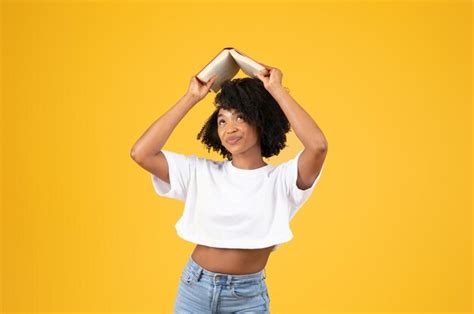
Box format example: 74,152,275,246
225,122,238,133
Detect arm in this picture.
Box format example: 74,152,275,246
130,74,217,161
268,87,328,152
130,93,199,161
130,74,217,185
255,68,328,190
270,86,328,190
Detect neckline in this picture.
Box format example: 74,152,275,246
226,160,272,175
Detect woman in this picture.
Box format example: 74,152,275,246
131,65,328,313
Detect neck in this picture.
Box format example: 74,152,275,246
230,148,267,170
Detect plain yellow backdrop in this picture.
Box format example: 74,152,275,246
1,0,471,313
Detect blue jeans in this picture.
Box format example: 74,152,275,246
174,255,271,313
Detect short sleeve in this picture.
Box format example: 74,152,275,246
283,150,324,216
150,150,196,201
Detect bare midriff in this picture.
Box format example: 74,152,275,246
191,244,275,275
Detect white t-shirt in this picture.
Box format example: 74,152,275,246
151,149,324,252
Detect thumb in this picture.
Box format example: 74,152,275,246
208,74,217,84
255,71,266,80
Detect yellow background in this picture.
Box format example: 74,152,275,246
1,0,471,313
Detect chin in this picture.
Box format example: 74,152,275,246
225,145,238,152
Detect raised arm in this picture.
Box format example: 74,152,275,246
130,74,217,183
255,67,328,191
130,93,198,160
130,74,217,160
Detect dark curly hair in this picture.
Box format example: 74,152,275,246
196,77,291,160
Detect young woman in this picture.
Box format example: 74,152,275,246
131,65,328,313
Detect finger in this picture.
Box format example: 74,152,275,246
258,69,270,77
255,72,266,82
206,78,216,88
259,63,273,70
208,75,217,84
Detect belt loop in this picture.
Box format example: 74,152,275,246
196,267,203,282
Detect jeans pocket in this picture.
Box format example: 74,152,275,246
230,280,264,299
180,268,195,286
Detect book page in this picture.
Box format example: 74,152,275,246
196,48,269,93
196,49,240,92
229,49,267,77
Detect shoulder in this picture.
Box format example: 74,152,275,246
194,155,226,170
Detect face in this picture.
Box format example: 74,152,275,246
217,108,261,156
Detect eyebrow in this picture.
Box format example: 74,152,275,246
217,111,239,118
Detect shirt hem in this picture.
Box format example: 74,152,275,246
175,227,293,250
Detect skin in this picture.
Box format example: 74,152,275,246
217,108,267,169
191,245,275,275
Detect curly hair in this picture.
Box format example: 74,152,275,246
196,77,291,160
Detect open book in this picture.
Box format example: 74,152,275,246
195,47,269,93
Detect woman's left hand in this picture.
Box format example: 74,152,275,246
254,64,283,93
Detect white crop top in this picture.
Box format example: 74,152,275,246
150,149,324,252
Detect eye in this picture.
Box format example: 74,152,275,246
218,114,245,126
237,115,245,121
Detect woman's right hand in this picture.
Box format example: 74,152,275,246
185,74,218,102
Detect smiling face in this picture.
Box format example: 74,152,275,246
217,107,261,156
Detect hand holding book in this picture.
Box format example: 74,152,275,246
254,66,284,94
185,73,218,102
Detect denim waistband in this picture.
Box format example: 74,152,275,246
184,255,266,285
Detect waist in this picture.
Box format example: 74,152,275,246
191,244,274,275
185,254,267,285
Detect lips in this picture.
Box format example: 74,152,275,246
226,136,242,144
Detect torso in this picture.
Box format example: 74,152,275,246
191,244,275,275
